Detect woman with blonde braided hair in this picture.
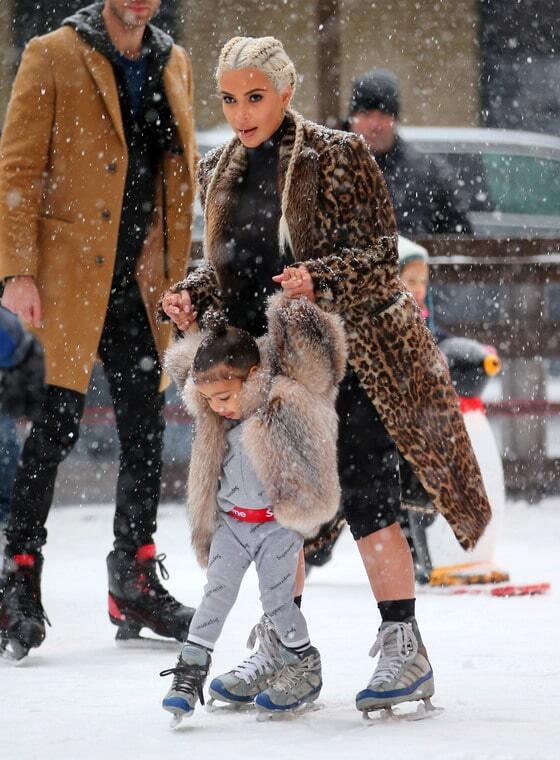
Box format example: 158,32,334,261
160,35,491,717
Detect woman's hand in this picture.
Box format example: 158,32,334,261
272,265,315,302
161,289,198,331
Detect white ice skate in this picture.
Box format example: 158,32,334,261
207,617,282,709
356,620,440,721
254,643,322,718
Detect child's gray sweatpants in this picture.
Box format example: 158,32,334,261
187,512,309,650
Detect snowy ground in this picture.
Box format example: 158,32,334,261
1,498,559,760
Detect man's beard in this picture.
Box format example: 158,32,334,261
106,1,156,29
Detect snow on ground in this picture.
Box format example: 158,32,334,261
1,498,559,760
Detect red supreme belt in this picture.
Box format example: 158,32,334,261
229,506,275,523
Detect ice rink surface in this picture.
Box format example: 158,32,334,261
1,498,559,760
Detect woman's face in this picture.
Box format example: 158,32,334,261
219,68,292,147
400,259,429,309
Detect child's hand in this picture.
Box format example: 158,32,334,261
272,265,315,302
161,289,198,331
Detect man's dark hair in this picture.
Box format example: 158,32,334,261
192,311,260,382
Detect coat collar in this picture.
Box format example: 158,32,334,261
81,45,127,147
67,3,174,150
204,112,320,279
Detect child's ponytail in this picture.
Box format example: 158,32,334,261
192,311,260,382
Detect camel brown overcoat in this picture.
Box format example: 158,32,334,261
0,26,196,392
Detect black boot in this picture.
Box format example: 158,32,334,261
107,543,194,643
0,551,50,661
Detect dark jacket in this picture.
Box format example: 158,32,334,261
0,306,44,418
376,135,472,236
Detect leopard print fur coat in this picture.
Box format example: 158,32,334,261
163,111,491,550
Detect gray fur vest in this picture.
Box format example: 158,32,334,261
164,294,347,567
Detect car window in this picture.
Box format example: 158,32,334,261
481,154,560,216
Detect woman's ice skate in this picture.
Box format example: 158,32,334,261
356,619,441,721
160,642,211,726
207,618,282,710
254,643,322,718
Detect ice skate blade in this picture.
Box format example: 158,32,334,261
362,698,443,723
0,637,30,664
168,710,194,729
115,633,181,651
255,700,322,722
206,698,255,714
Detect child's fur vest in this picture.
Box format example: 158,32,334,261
164,294,347,567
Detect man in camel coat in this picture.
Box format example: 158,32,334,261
0,0,196,659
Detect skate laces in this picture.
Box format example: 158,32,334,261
272,648,318,694
160,661,207,706
153,553,170,581
233,620,281,684
368,622,418,686
139,553,181,610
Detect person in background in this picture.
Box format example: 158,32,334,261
0,0,197,661
0,304,44,534
346,68,472,237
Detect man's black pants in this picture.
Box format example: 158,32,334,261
5,286,165,555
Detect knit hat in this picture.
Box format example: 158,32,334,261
348,69,400,118
398,237,429,271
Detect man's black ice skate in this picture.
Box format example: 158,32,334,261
0,552,50,662
107,543,194,646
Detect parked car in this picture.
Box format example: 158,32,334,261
400,126,560,239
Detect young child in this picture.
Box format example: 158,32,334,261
398,239,449,343
160,294,346,720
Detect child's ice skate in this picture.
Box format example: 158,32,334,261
254,642,322,718
356,619,439,721
160,642,211,726
208,617,282,709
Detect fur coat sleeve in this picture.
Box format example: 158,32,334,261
241,296,347,541
156,148,225,325
165,295,347,567
302,135,400,314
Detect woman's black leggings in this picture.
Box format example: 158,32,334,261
336,370,401,540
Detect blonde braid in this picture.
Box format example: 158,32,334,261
278,111,305,256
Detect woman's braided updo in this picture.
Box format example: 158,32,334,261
215,36,297,94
